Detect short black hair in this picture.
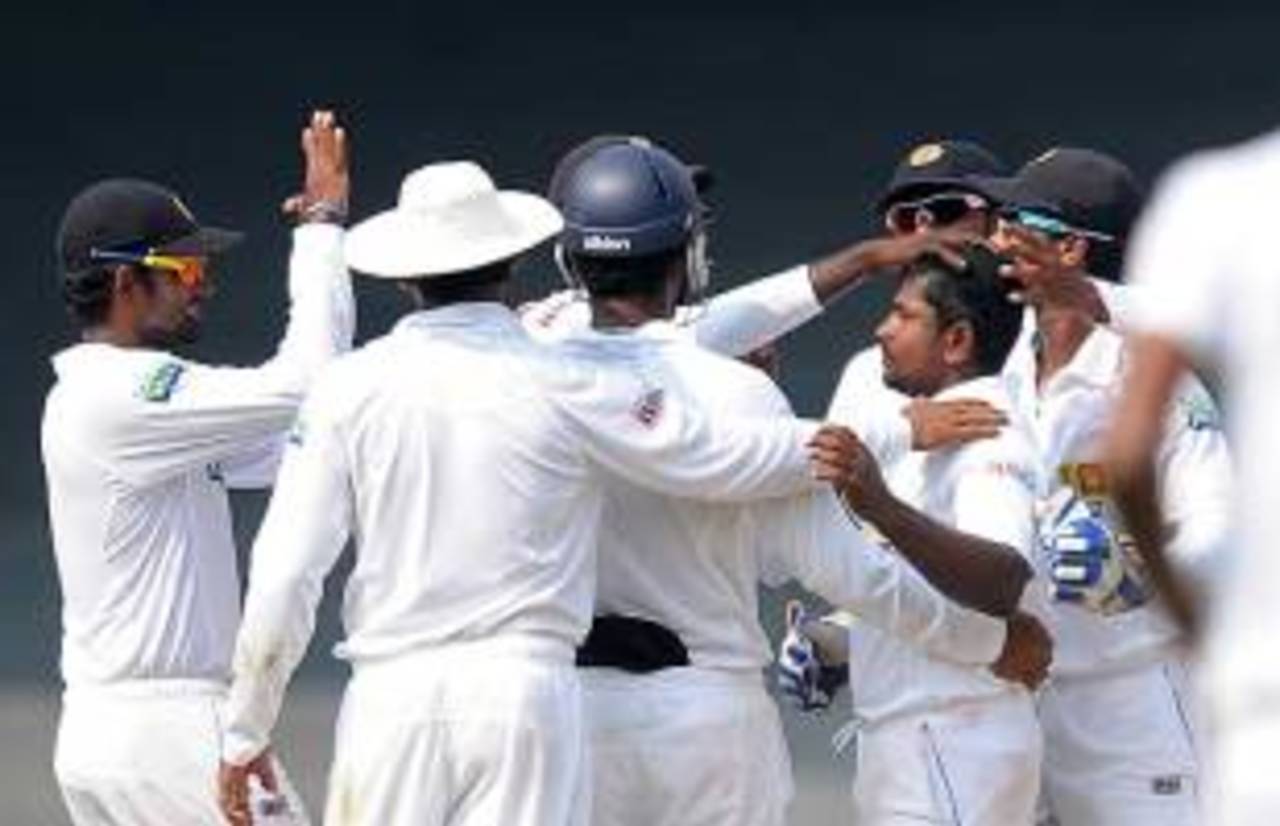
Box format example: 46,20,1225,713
401,259,512,304
569,247,683,299
907,245,1022,377
60,263,159,328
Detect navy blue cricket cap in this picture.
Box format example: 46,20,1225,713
877,140,1009,213
972,147,1144,240
56,178,243,274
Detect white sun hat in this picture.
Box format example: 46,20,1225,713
344,161,564,278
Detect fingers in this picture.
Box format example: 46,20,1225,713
252,752,280,794
217,762,251,826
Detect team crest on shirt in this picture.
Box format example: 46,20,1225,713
137,360,185,402
632,388,665,428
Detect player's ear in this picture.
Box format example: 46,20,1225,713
941,320,975,369
1061,236,1089,269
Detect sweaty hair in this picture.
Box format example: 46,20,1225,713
908,247,1023,377
61,264,158,327
568,247,684,300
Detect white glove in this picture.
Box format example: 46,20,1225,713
775,601,848,711
1043,492,1149,615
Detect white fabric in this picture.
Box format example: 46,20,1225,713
1122,132,1280,826
41,222,353,689
583,668,792,826
1037,661,1201,826
55,681,308,826
222,303,821,765
343,161,564,277
1002,324,1231,677
840,375,1044,725
851,693,1043,826
520,263,823,357
558,321,1005,675
324,639,586,826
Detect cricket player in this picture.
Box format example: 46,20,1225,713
216,160,859,826
794,244,1049,825
548,136,1052,826
42,110,353,825
986,147,1230,826
1105,132,1279,826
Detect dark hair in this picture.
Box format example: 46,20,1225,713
401,260,512,304
908,247,1023,377
60,263,158,327
568,247,684,299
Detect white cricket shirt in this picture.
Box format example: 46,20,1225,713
221,303,822,763
1003,322,1231,677
1122,136,1280,727
838,375,1043,725
41,224,354,688
556,321,1006,674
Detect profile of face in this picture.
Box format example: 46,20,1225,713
988,211,1087,287
119,262,210,348
875,274,967,397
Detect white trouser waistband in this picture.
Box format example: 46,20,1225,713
581,665,765,692
64,677,227,701
353,634,576,680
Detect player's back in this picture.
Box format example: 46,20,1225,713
557,320,790,671
317,303,604,663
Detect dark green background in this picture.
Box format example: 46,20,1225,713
4,4,1278,688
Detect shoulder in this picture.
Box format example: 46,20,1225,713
667,339,794,416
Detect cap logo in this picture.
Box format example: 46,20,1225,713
908,143,945,167
1032,148,1060,167
170,196,195,222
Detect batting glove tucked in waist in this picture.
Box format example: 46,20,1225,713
775,600,848,712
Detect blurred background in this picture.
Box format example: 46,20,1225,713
3,3,1278,822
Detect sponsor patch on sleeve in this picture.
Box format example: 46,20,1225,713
137,360,185,402
1176,387,1222,432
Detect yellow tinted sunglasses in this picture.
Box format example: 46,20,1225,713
90,248,208,289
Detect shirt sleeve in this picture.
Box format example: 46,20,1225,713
825,348,913,467
221,375,354,765
1123,157,1232,365
757,489,1006,666
97,224,355,487
679,265,822,357
1155,377,1233,585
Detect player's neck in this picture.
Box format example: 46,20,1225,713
589,295,672,330
1034,309,1094,389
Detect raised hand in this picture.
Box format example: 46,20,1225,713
281,109,350,224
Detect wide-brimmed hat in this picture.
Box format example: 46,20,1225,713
345,161,563,278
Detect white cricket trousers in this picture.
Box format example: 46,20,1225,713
583,667,793,826
54,678,308,826
851,693,1042,825
1037,659,1202,826
323,636,588,826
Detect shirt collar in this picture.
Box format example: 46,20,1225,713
392,302,521,334
1054,324,1125,389
50,342,165,379
934,373,1010,406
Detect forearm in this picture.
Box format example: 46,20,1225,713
808,239,893,305
857,492,1032,617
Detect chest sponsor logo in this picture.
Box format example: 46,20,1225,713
632,388,665,428
138,360,185,402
